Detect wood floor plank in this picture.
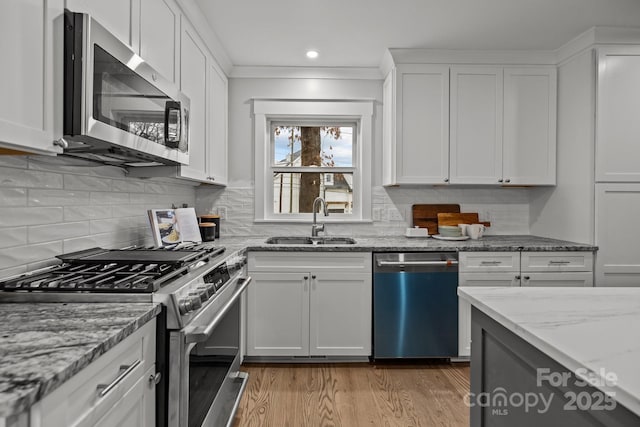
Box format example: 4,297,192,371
232,362,470,427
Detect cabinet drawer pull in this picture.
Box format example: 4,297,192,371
480,261,502,265
96,360,141,398
548,260,570,265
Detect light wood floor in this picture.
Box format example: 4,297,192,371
232,361,470,427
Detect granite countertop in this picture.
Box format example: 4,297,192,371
217,234,596,252
457,287,640,418
0,302,160,418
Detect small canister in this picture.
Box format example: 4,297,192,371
199,214,220,238
199,223,216,242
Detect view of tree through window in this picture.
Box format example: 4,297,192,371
272,125,354,214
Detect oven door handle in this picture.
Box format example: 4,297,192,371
183,276,252,344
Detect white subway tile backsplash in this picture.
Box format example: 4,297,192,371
0,188,27,206
0,167,63,189
64,174,112,191
0,242,63,269
0,156,196,274
0,207,63,227
89,191,131,205
28,222,90,244
64,205,113,221
112,179,146,193
0,227,27,248
28,189,91,206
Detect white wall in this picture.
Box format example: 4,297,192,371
0,156,197,277
196,76,532,237
530,49,595,244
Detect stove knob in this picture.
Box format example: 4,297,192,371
196,286,209,302
188,292,203,310
178,298,192,314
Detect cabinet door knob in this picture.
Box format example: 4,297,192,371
523,275,530,280
498,179,503,183
444,178,449,183
505,179,511,183
515,275,521,279
311,275,316,279
303,276,308,280
149,372,161,386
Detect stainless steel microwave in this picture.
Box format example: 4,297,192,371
63,10,190,167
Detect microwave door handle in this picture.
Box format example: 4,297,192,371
164,101,181,148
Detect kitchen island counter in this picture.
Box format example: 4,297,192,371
0,302,160,419
458,286,640,425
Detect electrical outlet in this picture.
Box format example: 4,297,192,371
217,206,227,220
372,207,383,221
388,207,404,221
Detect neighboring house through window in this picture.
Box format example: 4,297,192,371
253,100,373,222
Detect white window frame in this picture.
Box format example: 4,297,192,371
253,99,373,222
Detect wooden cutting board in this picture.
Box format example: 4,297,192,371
412,204,460,235
437,212,491,228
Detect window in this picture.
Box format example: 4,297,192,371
253,100,373,222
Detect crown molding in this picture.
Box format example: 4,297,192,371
229,66,384,80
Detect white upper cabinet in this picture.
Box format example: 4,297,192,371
383,64,450,185
596,46,640,182
503,67,557,185
450,66,503,184
207,63,229,185
179,18,209,181
383,59,557,186
139,0,181,84
0,0,64,155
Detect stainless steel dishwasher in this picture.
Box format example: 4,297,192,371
373,252,459,359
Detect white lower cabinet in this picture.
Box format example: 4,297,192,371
458,251,594,357
29,321,156,427
246,252,372,358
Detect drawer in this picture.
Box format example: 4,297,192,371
459,252,520,272
521,252,593,272
521,272,594,287
249,251,372,273
34,321,156,427
459,272,520,287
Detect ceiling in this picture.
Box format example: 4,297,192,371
194,0,640,69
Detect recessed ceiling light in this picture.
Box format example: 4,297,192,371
306,50,319,59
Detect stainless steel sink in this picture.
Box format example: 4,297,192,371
265,236,357,245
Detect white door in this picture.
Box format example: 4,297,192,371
595,183,640,286
450,66,503,184
309,272,371,356
139,0,181,84
596,47,640,182
394,64,450,184
503,67,557,185
207,61,228,185
246,272,310,356
0,0,63,154
179,18,209,180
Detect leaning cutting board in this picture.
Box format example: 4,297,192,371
437,212,491,229
412,204,460,235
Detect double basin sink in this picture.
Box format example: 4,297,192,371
265,236,357,245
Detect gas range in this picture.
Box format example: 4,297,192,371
0,244,246,329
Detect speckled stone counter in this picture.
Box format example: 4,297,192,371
216,234,596,253
0,302,160,418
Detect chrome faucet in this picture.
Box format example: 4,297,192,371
311,197,329,237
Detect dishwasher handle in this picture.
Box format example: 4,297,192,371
376,260,458,267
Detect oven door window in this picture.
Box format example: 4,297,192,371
92,44,182,149
188,300,240,427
